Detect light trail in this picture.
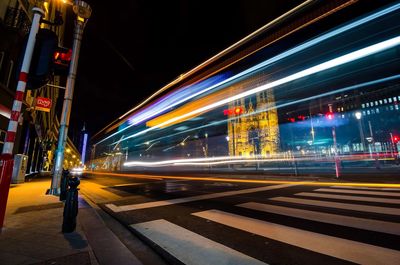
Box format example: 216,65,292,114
124,153,395,167
133,74,400,147
113,35,400,145
84,171,400,188
95,3,400,146
124,156,238,166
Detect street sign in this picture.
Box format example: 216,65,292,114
35,97,52,112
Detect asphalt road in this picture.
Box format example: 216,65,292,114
80,173,400,265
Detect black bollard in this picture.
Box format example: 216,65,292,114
59,169,69,201
62,175,80,233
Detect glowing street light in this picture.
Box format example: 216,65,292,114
355,111,362,120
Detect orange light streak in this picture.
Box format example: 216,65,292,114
85,171,400,188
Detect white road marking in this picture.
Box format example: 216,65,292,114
330,186,400,191
270,197,400,215
296,192,400,204
193,210,400,265
315,188,400,197
106,184,296,212
131,219,267,265
239,202,400,235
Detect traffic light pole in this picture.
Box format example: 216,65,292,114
49,1,91,195
0,7,45,230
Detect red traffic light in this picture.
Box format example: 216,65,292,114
234,107,243,115
393,136,399,143
54,48,72,66
325,112,334,120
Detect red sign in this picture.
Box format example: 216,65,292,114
35,97,52,112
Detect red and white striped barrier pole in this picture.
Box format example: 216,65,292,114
0,7,44,230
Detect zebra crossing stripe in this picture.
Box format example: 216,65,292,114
315,188,400,197
238,202,400,235
330,186,400,191
131,219,268,265
106,184,296,212
295,192,400,204
270,197,400,215
193,210,400,265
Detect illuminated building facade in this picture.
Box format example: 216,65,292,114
227,89,279,157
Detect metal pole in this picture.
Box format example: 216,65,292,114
49,1,91,194
332,126,340,178
368,120,380,169
357,118,366,152
1,6,44,230
2,7,44,155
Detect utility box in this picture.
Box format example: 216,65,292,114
12,154,28,184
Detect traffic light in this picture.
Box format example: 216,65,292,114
53,47,72,75
393,135,399,143
16,29,58,89
234,107,243,115
27,29,58,89
325,112,334,120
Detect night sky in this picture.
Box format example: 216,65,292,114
69,0,304,139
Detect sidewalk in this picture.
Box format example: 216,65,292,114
0,177,143,265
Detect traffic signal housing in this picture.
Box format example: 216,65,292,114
27,29,58,89
16,29,57,89
16,29,71,89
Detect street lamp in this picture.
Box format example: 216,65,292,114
50,0,91,195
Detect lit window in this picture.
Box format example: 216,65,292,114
398,96,400,101
376,108,379,113
375,101,378,105
390,106,394,110
379,100,383,105
388,98,392,103
366,103,370,107
395,105,399,110
362,104,365,108
394,97,397,102
370,102,374,106
363,111,366,115
384,99,388,104
367,110,370,115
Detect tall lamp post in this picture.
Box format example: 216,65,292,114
49,1,91,194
